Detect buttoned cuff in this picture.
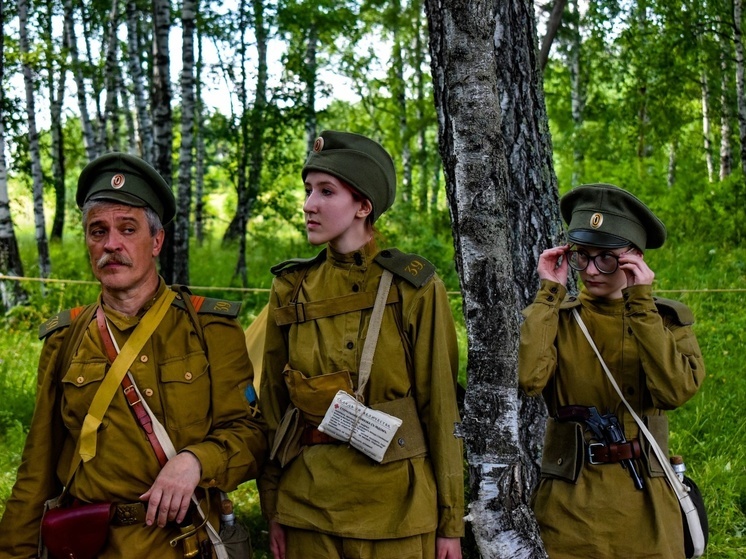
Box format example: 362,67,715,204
533,280,567,307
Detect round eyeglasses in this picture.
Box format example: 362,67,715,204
566,249,630,274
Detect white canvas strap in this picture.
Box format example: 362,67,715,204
355,269,394,400
572,308,705,558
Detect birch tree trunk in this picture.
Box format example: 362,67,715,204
426,1,562,556
44,0,66,241
63,0,98,161
733,0,746,239
701,71,714,182
194,25,206,245
174,0,197,285
101,0,121,153
304,22,318,152
126,0,154,162
152,0,175,282
414,0,431,214
390,0,412,203
19,0,51,280
720,35,733,181
0,0,29,309
569,0,584,187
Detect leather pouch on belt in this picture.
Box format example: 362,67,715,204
40,499,114,559
372,396,428,465
283,366,354,426
540,417,584,483
642,414,669,477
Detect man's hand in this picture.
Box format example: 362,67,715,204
537,244,571,286
436,536,462,559
140,451,202,527
269,520,287,559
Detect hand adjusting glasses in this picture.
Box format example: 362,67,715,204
566,248,633,275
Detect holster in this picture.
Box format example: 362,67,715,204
41,499,114,559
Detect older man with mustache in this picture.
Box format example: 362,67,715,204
0,153,267,559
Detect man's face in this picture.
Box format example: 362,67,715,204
85,203,164,296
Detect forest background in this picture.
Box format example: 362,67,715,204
0,0,745,557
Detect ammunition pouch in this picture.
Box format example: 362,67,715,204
372,396,428,464
540,417,585,483
642,414,669,478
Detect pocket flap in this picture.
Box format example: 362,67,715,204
541,417,584,483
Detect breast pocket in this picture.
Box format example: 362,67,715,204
159,351,211,430
61,360,108,432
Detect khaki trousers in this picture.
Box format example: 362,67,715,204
284,526,436,559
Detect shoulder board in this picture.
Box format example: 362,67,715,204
173,295,241,318
654,297,695,326
559,294,581,309
270,249,327,277
375,248,436,288
38,305,89,339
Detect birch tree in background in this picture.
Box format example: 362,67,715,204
126,0,154,162
0,0,28,309
63,0,98,161
101,0,122,153
152,0,175,283
19,0,51,280
426,0,563,556
174,0,198,285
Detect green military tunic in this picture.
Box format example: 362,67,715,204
0,281,267,559
259,241,465,540
519,280,705,559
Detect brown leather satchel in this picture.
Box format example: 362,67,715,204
41,501,114,559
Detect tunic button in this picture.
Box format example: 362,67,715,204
140,355,149,363
546,295,554,302
557,458,563,465
352,284,359,292
346,342,354,350
550,286,558,294
184,372,193,380
398,437,405,447
626,386,635,396
76,376,85,384
625,303,632,311
144,388,154,397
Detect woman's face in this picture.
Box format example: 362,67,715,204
303,171,372,252
573,244,631,300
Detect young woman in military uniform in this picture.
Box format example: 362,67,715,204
519,183,705,558
258,131,464,559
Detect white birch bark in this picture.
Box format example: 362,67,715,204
0,0,28,308
733,0,746,180
701,72,714,182
63,0,98,161
19,0,51,280
425,1,559,556
126,0,154,162
720,34,733,180
174,0,198,285
101,0,122,152
194,27,206,245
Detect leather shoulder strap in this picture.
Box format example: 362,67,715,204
374,248,435,288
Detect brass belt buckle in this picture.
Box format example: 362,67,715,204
114,503,143,526
587,442,604,465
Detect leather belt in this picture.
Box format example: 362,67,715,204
587,439,642,464
111,502,147,526
300,426,342,446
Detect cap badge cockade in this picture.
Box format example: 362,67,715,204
590,212,604,229
313,137,324,152
111,173,126,189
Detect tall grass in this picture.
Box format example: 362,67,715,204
1,231,744,557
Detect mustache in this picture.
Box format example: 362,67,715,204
96,253,133,269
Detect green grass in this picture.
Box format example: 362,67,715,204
1,231,745,557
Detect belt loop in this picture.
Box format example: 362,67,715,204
294,302,306,324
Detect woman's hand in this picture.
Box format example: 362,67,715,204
618,248,655,287
269,519,287,559
537,244,571,286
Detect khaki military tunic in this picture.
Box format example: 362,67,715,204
0,281,267,559
519,280,705,559
259,242,465,540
